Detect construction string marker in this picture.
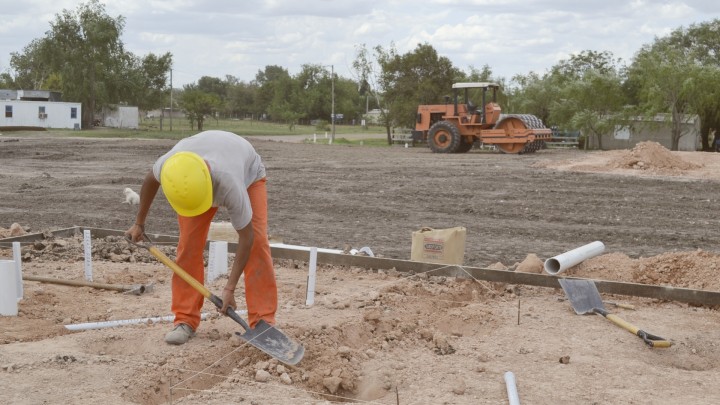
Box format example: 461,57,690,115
12,241,22,301
305,247,318,306
83,230,93,281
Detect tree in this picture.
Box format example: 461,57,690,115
670,20,720,150
629,41,699,151
180,85,220,131
353,43,460,144
121,52,173,113
8,0,172,128
294,64,333,122
462,65,510,109
0,71,13,88
254,65,291,119
225,79,257,119
508,72,556,126
45,0,127,128
549,51,627,150
9,38,54,89
381,43,460,129
353,43,395,143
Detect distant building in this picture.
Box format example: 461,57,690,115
363,109,385,125
96,105,139,129
146,108,185,119
595,114,701,151
1,90,81,130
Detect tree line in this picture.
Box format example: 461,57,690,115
2,1,719,150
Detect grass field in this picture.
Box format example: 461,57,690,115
0,118,392,146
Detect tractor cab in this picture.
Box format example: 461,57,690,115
451,82,501,126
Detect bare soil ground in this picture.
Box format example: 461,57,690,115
2,136,720,404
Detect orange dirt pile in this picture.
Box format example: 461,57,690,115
609,141,702,172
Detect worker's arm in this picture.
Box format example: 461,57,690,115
220,223,254,314
125,170,160,241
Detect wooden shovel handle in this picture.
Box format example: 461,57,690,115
146,245,212,299
143,242,251,333
601,312,673,348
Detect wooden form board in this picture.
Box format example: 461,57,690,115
2,226,720,306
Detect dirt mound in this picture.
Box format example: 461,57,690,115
566,249,720,291
609,141,702,172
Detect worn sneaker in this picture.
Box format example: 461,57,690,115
164,323,195,345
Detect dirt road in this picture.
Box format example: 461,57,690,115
2,135,720,404
1,135,719,267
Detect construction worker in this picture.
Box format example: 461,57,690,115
125,130,277,345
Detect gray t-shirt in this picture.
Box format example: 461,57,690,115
153,130,266,229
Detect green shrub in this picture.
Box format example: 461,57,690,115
314,119,330,131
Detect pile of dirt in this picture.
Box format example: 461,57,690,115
564,249,720,291
5,234,178,265
0,223,27,238
609,141,703,172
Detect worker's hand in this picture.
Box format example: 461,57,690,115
125,223,145,242
220,287,238,315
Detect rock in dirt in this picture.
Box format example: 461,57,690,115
559,355,571,364
323,376,343,394
9,223,25,236
452,378,466,395
255,369,271,382
433,332,456,355
229,333,243,347
280,372,292,384
487,262,507,270
516,253,544,273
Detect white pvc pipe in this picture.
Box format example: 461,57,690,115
305,247,318,306
13,242,22,301
0,260,18,316
270,243,343,254
270,242,376,257
83,230,93,281
63,311,231,331
544,241,605,275
504,371,521,405
207,240,228,283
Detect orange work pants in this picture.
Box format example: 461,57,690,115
172,178,277,330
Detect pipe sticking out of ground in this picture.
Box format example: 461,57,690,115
544,241,605,275
504,371,521,405
64,312,225,331
0,260,18,316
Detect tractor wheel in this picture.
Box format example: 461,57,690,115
456,137,474,153
428,121,462,153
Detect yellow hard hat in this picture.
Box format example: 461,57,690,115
160,151,213,217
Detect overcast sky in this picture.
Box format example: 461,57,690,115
1,0,718,87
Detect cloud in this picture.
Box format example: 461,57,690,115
0,0,715,85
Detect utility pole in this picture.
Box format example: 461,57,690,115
169,68,173,132
331,64,335,142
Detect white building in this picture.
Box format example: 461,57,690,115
98,105,139,129
1,90,82,130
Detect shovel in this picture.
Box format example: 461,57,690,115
128,236,305,365
558,278,672,348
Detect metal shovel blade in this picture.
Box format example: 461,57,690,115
235,320,305,366
558,278,605,315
